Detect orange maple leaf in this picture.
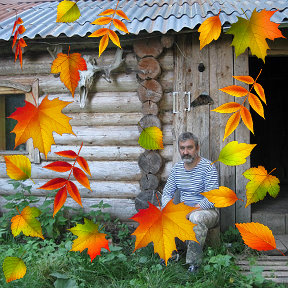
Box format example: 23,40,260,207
8,95,75,159
130,200,198,265
235,222,281,253
68,218,110,262
51,49,87,97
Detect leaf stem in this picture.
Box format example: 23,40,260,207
137,121,144,132
237,198,244,202
268,168,276,175
155,192,161,209
67,142,83,181
16,206,20,214
241,8,249,19
31,91,37,107
108,0,120,30
30,177,35,184
275,248,285,256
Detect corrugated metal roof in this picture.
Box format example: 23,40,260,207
0,0,287,40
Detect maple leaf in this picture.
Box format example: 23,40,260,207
138,126,164,150
51,50,87,97
226,9,285,62
68,218,110,262
8,95,75,159
130,200,198,265
4,155,31,181
11,206,44,239
200,186,241,208
213,141,257,166
56,0,81,22
243,166,280,207
198,13,221,50
2,257,26,283
235,222,276,251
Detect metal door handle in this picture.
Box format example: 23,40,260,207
184,91,191,112
173,92,179,114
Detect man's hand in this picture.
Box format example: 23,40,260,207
186,204,202,219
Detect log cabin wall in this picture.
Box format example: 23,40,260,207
0,35,174,224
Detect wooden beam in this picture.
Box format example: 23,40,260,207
0,80,31,93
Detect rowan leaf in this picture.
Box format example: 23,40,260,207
233,75,254,84
12,31,18,48
226,9,285,62
56,0,81,22
3,257,26,283
198,14,221,50
248,92,265,118
55,150,77,159
18,38,27,48
200,186,240,208
91,17,112,25
138,126,164,150
254,82,266,104
98,9,115,16
68,218,110,262
235,222,276,251
66,180,83,207
42,161,72,172
12,17,23,35
19,46,23,69
14,42,20,62
8,95,75,159
115,10,129,20
73,167,91,190
89,28,109,38
113,19,129,34
4,155,31,181
219,85,248,97
17,25,25,34
215,141,257,166
51,52,87,97
211,102,241,113
99,34,109,57
240,106,254,134
77,156,91,176
108,29,121,48
53,186,67,217
38,177,67,190
223,111,240,140
11,206,44,239
130,200,198,265
243,166,280,207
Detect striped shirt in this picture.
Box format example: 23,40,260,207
162,157,219,209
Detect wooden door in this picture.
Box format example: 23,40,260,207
172,33,251,232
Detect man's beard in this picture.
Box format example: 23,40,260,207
182,154,197,163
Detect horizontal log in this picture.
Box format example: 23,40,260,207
40,145,174,161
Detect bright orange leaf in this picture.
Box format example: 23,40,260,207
226,9,285,62
11,206,44,239
42,161,72,172
98,34,109,57
243,166,280,207
219,85,248,97
55,150,78,159
115,10,129,20
68,218,110,262
130,200,198,265
211,102,241,113
66,180,83,207
8,95,75,159
77,156,91,176
248,92,265,118
53,186,67,217
38,177,67,190
254,82,266,104
89,28,109,38
232,75,254,84
12,17,23,35
235,222,276,251
51,51,87,97
223,111,240,140
198,14,221,50
4,155,31,181
3,257,26,283
98,9,115,16
91,17,112,25
108,29,121,48
240,106,254,134
200,186,240,208
73,167,91,190
113,19,129,33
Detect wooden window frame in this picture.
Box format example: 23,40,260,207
0,79,40,163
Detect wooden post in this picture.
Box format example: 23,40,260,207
0,96,5,150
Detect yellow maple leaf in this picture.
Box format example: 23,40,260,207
11,206,44,239
4,155,31,181
56,0,81,22
226,9,285,62
8,95,75,159
213,141,257,166
3,257,26,283
243,166,280,207
68,218,110,262
138,126,164,150
51,50,87,97
131,200,198,265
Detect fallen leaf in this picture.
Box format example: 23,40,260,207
243,166,280,207
138,126,164,150
235,222,276,251
11,206,44,239
2,257,26,283
56,0,81,22
4,155,31,181
68,218,110,262
130,200,198,265
214,141,257,166
200,186,240,207
51,51,87,97
226,9,285,62
8,95,75,159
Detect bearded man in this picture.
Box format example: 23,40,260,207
161,132,219,273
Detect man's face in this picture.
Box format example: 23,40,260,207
179,139,199,163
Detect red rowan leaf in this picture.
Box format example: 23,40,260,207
73,167,91,190
113,19,129,34
91,17,112,25
53,186,67,217
115,10,129,20
66,180,83,207
18,38,27,48
43,161,72,172
108,29,121,48
38,178,67,190
12,17,23,35
55,150,78,159
17,25,26,34
98,9,114,16
77,156,91,176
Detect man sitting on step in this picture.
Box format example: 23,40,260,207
161,132,220,273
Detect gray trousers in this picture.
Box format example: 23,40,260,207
186,208,219,265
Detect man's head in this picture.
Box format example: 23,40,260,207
178,132,200,163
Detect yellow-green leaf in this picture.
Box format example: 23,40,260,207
3,257,26,283
4,155,31,180
214,141,257,166
56,0,81,23
138,126,164,150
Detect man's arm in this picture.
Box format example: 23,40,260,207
199,163,219,209
161,166,177,208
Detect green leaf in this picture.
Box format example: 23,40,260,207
138,126,164,150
